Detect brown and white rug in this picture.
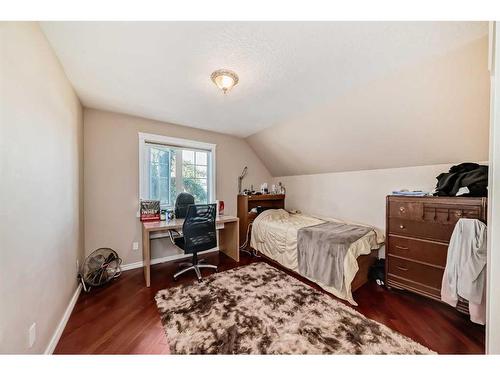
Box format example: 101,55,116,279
155,262,434,354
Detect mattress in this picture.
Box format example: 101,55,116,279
250,209,384,305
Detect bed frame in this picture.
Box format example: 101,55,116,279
253,247,379,294
350,249,379,292
244,202,380,295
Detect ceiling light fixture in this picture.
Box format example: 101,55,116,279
210,69,239,94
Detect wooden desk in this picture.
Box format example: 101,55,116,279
141,215,239,287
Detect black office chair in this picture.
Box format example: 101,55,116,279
175,192,195,219
172,204,218,281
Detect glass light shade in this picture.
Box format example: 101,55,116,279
211,69,239,94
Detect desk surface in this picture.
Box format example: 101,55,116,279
142,215,238,231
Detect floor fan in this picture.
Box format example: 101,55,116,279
79,248,122,292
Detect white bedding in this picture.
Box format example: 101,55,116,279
250,209,384,305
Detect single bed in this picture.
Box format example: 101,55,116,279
250,209,384,305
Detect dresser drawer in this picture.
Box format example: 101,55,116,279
387,235,448,267
389,201,423,220
388,217,456,242
386,196,486,308
387,257,444,291
422,205,482,225
388,197,483,221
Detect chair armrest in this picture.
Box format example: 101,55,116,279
168,229,182,246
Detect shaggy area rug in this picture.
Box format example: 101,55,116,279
155,262,434,354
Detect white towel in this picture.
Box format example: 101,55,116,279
441,218,487,325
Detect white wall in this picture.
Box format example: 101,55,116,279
0,22,84,353
486,22,500,355
273,162,484,231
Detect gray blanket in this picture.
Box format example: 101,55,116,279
297,222,372,290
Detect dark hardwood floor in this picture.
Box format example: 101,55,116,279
54,252,485,354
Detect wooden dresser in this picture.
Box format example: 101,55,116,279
237,194,285,246
385,195,487,313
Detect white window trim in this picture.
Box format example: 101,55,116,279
138,132,216,207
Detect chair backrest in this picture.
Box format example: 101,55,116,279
175,192,195,218
182,204,217,254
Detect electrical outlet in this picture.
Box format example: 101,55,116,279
28,323,36,348
132,242,139,251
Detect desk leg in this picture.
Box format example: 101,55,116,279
218,220,240,262
142,227,151,287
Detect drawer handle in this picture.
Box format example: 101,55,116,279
399,224,405,229
399,207,406,213
396,266,409,272
395,245,409,250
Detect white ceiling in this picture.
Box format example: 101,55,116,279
40,22,488,137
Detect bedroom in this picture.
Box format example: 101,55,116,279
2,0,500,371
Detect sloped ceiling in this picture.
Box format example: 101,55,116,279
247,34,490,176
41,21,487,139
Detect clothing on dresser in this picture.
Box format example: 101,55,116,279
434,162,488,197
441,218,487,325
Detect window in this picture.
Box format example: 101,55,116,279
139,133,216,209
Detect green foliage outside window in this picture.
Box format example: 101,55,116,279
182,162,208,204
150,146,209,207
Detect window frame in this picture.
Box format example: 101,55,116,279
138,132,216,209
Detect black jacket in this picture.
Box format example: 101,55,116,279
434,163,488,197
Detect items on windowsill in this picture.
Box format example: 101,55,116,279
140,200,161,221
160,209,167,221
391,189,430,197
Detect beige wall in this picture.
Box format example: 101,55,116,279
0,22,84,353
248,36,490,176
84,108,272,265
